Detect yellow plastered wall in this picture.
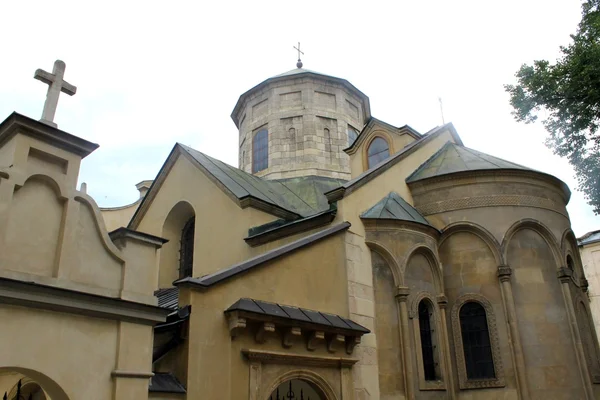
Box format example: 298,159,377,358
183,233,348,399
135,154,279,286
101,200,141,232
582,240,600,336
0,305,118,400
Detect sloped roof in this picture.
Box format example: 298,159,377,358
226,298,369,334
155,287,179,311
273,67,332,78
579,230,600,246
180,145,338,218
361,192,431,227
149,373,186,393
406,142,533,183
326,123,463,202
175,222,350,289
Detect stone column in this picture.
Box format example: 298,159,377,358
395,286,414,400
436,295,457,400
558,267,594,399
497,265,530,400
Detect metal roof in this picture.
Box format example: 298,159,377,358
155,287,179,311
406,142,533,182
225,298,370,334
175,222,351,289
149,373,186,393
579,230,600,246
180,144,343,218
361,192,432,227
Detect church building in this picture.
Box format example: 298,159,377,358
1,57,599,400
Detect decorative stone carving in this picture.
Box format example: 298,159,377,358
256,322,275,344
227,312,247,338
282,327,301,348
497,265,512,282
327,334,345,353
345,336,361,355
450,293,506,389
307,331,325,351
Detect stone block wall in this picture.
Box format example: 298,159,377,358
235,75,368,180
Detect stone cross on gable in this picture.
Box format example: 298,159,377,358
34,60,77,128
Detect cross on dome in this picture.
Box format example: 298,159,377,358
293,42,304,68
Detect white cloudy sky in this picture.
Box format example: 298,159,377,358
1,0,598,236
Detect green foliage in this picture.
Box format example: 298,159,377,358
505,0,600,213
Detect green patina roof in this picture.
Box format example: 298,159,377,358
361,192,431,226
180,144,344,218
406,142,533,183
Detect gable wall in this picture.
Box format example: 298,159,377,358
349,127,416,178
135,155,278,285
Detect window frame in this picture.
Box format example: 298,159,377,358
179,216,195,279
366,136,390,168
252,127,269,173
451,293,505,389
410,292,446,391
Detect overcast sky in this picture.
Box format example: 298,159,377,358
1,0,598,236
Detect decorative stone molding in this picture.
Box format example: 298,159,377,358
497,265,512,282
327,334,345,353
409,291,447,391
256,322,275,344
436,295,448,309
395,286,410,301
417,194,567,217
282,327,301,348
307,331,325,351
450,293,506,390
227,312,247,338
557,266,574,283
242,349,359,368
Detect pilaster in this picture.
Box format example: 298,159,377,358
497,265,530,400
436,295,456,400
557,267,594,399
395,286,414,400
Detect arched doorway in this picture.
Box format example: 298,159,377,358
268,379,324,400
0,368,69,400
5,378,47,400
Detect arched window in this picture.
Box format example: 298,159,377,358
367,137,390,168
459,302,495,380
418,300,437,381
252,128,268,173
179,217,195,279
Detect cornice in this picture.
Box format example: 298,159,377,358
241,348,359,368
0,277,168,325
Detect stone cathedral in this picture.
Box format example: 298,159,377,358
1,57,599,400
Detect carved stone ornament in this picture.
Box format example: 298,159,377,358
282,327,301,348
451,293,506,390
307,331,325,351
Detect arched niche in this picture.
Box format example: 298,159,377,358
403,245,443,295
0,367,70,400
370,249,405,398
506,227,585,398
159,200,196,287
438,229,500,300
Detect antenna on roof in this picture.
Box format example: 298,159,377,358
438,97,445,125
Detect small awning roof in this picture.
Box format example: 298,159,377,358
225,298,369,334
